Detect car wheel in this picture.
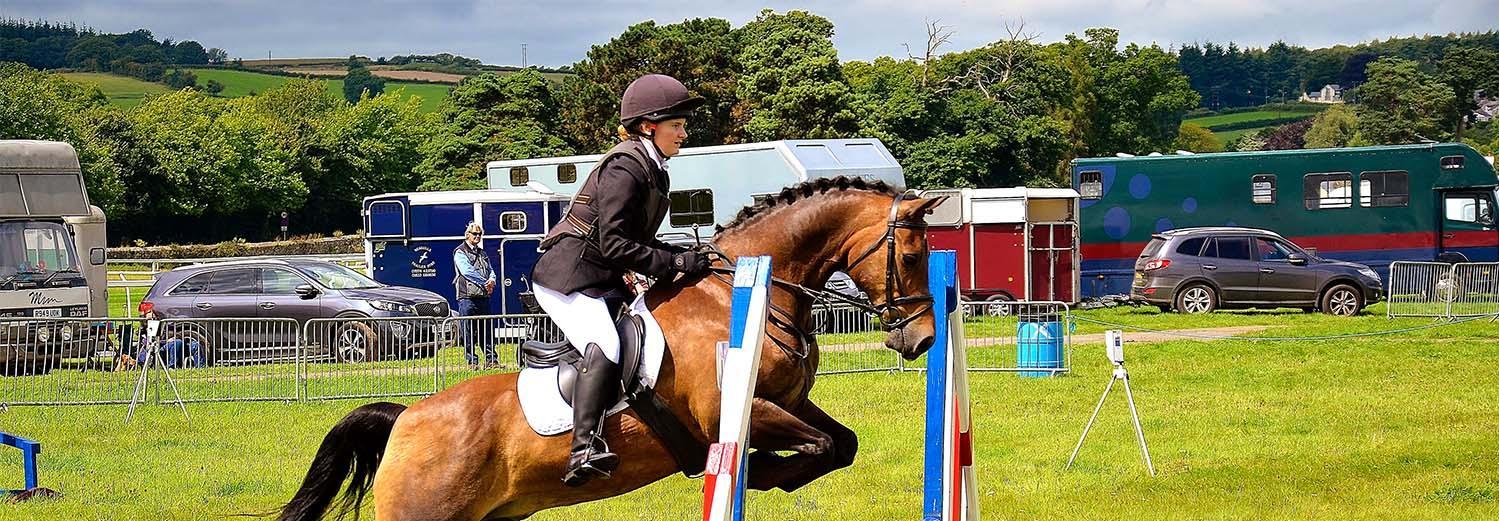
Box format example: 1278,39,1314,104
1175,284,1217,314
983,295,1014,317
333,321,381,363
1321,284,1363,317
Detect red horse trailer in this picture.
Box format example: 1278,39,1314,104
921,188,1081,304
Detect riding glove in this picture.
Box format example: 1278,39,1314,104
672,251,711,276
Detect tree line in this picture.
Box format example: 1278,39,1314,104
0,18,227,88
1177,32,1499,110
3,11,1497,245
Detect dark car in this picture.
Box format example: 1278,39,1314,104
139,259,453,363
1133,227,1383,316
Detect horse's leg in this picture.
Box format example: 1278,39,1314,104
741,398,854,492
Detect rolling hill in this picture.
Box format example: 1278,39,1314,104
62,69,452,113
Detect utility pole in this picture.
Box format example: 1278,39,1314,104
521,43,527,68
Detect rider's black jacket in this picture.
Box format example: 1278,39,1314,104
531,137,684,296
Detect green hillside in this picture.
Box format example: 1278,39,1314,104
58,72,171,108
62,69,451,113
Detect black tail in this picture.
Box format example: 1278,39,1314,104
276,402,407,521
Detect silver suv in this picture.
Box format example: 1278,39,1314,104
1133,228,1383,316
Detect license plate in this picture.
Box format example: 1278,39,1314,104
34,308,62,318
1132,273,1145,287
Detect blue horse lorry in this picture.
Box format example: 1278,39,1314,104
363,139,907,315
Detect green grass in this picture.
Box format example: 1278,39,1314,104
1185,110,1311,128
57,72,171,109
4,309,1498,519
61,70,451,113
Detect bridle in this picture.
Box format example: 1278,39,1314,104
695,191,935,361
840,192,934,330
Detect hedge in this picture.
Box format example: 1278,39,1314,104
108,235,364,260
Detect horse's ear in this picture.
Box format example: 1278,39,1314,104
900,195,949,219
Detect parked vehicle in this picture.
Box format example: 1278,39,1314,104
1132,227,1384,315
1,140,110,374
139,259,453,363
1073,143,1498,298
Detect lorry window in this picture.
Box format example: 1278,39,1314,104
1440,155,1464,170
1359,171,1409,207
1303,172,1353,210
1078,171,1102,200
1445,195,1492,224
1251,174,1276,204
22,225,75,271
558,164,577,184
509,166,528,187
500,211,527,233
669,189,714,227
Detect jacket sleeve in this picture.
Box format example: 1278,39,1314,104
592,156,677,277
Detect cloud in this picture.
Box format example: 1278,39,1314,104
2,0,1492,66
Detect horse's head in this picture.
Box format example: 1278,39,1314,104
842,192,949,361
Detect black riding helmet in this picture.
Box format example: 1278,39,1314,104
619,74,704,129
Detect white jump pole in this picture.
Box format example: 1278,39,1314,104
703,256,773,521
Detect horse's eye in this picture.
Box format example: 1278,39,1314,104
902,253,918,266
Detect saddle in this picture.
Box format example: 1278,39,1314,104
516,295,648,405
515,290,708,477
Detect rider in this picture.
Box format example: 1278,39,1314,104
530,73,713,487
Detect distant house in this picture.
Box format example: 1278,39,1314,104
1473,90,1499,123
1300,84,1345,104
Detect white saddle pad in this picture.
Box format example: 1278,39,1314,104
517,295,667,435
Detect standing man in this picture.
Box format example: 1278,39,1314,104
454,221,498,369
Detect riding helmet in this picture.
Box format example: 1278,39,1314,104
619,74,704,128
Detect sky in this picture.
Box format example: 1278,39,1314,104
3,0,1495,67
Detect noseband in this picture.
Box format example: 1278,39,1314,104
843,192,934,330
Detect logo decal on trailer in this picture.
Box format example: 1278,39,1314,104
410,246,437,277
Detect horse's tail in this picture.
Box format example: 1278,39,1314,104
276,401,406,521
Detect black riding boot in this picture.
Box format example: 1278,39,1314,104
562,343,622,487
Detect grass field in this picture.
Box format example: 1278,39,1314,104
3,306,1498,520
61,69,451,113
57,72,171,109
1184,110,1311,128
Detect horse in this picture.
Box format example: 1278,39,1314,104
275,177,948,521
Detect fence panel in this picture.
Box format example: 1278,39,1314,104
300,316,455,400
1449,263,1499,317
1,318,147,406
959,301,1072,375
1387,261,1457,318
154,318,300,403
812,304,902,374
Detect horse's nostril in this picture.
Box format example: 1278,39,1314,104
915,335,934,355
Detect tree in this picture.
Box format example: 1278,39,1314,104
206,47,228,64
733,10,860,141
1355,57,1456,144
417,70,573,190
558,18,742,152
64,35,119,70
1261,118,1314,150
163,68,197,89
1438,46,1499,139
1304,104,1359,148
172,40,209,65
1172,123,1223,152
203,79,225,95
343,62,385,103
0,63,122,214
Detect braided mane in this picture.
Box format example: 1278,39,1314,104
714,176,902,237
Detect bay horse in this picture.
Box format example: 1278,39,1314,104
276,177,947,521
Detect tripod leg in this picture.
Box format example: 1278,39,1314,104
1065,375,1116,470
154,348,190,421
126,347,152,423
1121,376,1154,476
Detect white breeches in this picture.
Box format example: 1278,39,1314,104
532,283,620,363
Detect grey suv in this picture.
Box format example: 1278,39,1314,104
1133,228,1383,316
139,259,452,363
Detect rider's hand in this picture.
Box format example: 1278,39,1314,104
485,279,496,294
672,251,711,276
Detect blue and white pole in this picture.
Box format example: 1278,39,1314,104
703,256,773,521
923,250,980,521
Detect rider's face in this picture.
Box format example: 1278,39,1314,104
645,118,688,157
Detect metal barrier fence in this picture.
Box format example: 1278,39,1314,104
1388,261,1499,319
1,318,146,405
2,303,1074,407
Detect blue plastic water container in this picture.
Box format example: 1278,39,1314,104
1016,320,1062,377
